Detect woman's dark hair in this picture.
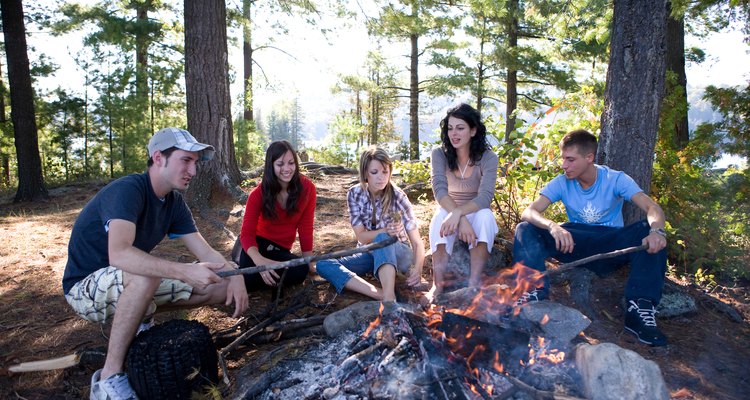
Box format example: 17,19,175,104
439,103,490,170
261,140,302,220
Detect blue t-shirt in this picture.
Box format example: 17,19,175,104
62,173,197,294
540,165,642,227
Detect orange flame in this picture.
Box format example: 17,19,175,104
528,336,566,364
492,352,504,373
420,262,567,397
443,263,546,322
362,302,384,338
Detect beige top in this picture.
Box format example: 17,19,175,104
430,146,499,209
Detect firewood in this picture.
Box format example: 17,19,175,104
505,374,586,400
1,347,106,374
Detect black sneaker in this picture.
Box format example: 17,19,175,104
515,288,547,307
624,298,667,346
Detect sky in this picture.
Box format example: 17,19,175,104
25,2,750,167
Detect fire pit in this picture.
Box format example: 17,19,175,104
228,264,671,400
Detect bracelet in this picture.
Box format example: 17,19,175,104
649,228,667,237
547,221,556,230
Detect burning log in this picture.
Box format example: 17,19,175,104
438,312,530,376
337,341,388,381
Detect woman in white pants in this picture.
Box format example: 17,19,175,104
429,103,498,296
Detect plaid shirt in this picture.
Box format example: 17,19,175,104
347,184,417,243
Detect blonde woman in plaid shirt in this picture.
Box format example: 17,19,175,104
316,146,426,302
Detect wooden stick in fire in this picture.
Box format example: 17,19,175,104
217,235,399,277
543,243,649,277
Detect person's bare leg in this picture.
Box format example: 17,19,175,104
162,280,228,310
342,275,384,300
430,244,449,296
100,273,160,379
377,264,397,302
468,243,489,288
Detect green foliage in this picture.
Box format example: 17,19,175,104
307,113,362,167
393,159,430,187
702,84,750,159
262,98,305,150
488,87,604,236
332,51,401,145
234,118,267,169
653,78,750,283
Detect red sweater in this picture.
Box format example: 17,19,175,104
240,175,316,253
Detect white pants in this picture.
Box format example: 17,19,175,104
429,207,498,254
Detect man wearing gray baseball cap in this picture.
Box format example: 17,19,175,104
148,127,216,161
62,127,247,400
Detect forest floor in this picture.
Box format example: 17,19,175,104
0,173,748,399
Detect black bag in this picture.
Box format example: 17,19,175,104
126,319,219,399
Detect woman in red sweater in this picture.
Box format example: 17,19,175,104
239,140,316,292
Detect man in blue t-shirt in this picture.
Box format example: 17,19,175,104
512,129,668,346
63,127,249,399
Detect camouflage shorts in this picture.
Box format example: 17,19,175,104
64,266,193,323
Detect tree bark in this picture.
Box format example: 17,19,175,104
243,0,254,122
598,0,667,224
504,0,519,142
184,0,241,209
1,0,48,202
0,60,6,122
665,1,689,149
409,32,419,160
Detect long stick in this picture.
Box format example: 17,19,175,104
543,244,648,277
217,235,398,277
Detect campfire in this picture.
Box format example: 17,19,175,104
228,263,671,400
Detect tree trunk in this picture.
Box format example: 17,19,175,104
135,1,150,102
665,1,689,149
1,154,9,186
84,71,89,177
1,0,48,202
134,0,152,157
599,0,667,224
243,0,254,122
0,60,6,122
409,32,419,160
504,0,519,142
475,18,488,116
184,0,242,209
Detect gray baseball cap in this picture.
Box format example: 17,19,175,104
147,127,215,161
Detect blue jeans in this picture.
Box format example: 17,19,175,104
512,220,667,303
317,233,413,293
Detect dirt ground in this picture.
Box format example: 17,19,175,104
0,173,748,399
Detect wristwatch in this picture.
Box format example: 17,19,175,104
649,228,667,237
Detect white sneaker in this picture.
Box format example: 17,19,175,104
136,319,154,336
90,369,139,400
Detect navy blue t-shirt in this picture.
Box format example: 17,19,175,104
62,173,197,294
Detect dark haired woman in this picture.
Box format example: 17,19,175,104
239,140,316,291
429,103,498,296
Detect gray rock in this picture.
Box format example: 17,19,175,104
516,301,591,345
323,301,418,337
445,240,509,280
618,290,697,318
657,291,697,317
575,343,669,400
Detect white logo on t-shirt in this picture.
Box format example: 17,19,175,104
579,201,605,224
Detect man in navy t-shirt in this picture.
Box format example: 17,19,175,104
512,129,668,346
63,127,248,399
